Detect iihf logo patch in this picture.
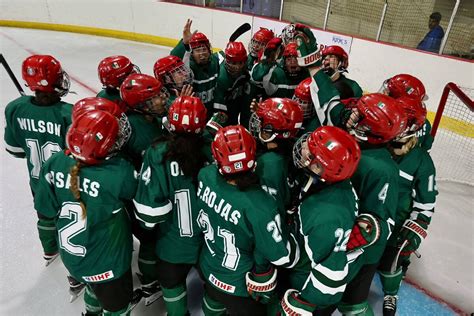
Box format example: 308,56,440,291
112,62,120,69
173,113,179,121
377,101,385,108
73,146,81,153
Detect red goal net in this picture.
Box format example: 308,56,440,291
430,83,474,186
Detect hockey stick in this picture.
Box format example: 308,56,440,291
390,240,408,273
229,23,251,42
0,54,26,96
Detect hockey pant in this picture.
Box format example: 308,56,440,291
203,280,267,316
84,269,133,315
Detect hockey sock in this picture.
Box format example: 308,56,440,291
379,268,404,296
202,291,226,316
84,286,103,315
37,217,58,254
162,284,188,316
138,242,158,284
338,301,374,316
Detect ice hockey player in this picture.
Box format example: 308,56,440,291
279,126,361,315
213,41,254,126
134,96,209,316
4,55,72,266
120,73,171,304
34,108,136,316
120,73,170,168
379,73,433,151
336,93,407,316
97,55,140,106
285,23,348,128
249,97,303,215
153,55,194,106
292,77,319,133
321,45,363,99
247,27,274,71
196,125,299,316
252,42,309,99
171,19,220,116
378,96,438,316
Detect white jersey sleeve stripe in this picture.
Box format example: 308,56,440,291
133,199,172,217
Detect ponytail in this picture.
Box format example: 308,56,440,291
70,161,87,219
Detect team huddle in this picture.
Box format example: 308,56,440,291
4,19,438,316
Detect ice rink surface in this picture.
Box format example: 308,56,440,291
1,27,472,315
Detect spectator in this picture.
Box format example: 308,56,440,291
417,12,444,53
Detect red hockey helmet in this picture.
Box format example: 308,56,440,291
72,97,131,147
396,96,427,138
67,110,122,165
167,96,207,134
293,126,361,183
98,55,139,89
120,74,169,114
249,28,274,56
212,125,257,175
190,32,211,50
351,93,407,144
22,55,70,96
382,74,427,101
225,42,247,77
72,97,124,121
225,42,248,63
322,45,349,69
293,78,315,119
282,42,299,58
250,98,303,142
153,55,193,91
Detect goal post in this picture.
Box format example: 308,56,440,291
430,82,473,185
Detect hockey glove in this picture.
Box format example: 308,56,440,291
346,213,382,252
245,267,277,304
397,219,428,256
206,111,228,135
293,25,321,67
279,289,315,316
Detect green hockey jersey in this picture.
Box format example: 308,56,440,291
171,40,221,115
250,61,309,98
4,95,72,193
349,147,399,267
96,88,122,102
292,180,358,308
337,75,363,98
309,71,346,128
196,165,298,297
133,141,204,264
255,151,291,216
213,67,254,126
34,151,137,283
393,146,437,229
123,113,167,169
416,119,433,151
